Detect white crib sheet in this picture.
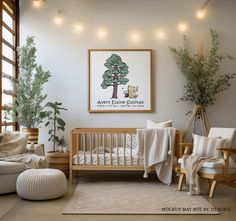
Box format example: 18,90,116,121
73,148,143,166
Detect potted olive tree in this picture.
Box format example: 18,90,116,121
16,36,51,143
170,29,235,140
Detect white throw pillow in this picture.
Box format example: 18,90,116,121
146,119,172,129
192,134,225,159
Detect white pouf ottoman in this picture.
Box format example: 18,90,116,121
16,169,67,200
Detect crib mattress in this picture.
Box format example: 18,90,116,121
73,150,143,166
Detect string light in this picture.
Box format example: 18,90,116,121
130,32,141,43
97,28,107,39
32,2,212,39
156,30,166,40
74,23,83,33
178,22,187,32
196,10,205,19
32,0,42,8
54,16,63,25
53,10,64,26
196,0,211,20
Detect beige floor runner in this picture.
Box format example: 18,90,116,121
63,182,219,214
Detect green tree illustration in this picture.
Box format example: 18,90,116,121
101,54,129,99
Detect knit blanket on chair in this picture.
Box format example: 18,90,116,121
182,155,217,195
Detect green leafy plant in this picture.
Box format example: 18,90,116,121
16,36,51,128
1,72,16,130
101,54,129,99
2,72,16,97
45,102,67,152
169,29,235,107
2,104,13,131
59,136,66,147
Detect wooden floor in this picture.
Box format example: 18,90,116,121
1,172,236,221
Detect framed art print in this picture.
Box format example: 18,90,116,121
88,49,152,112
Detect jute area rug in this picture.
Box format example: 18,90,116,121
63,182,219,215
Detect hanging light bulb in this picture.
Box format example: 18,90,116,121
32,0,42,8
156,30,166,40
97,28,107,39
130,31,141,43
53,10,64,26
178,22,187,32
196,10,205,19
74,23,84,33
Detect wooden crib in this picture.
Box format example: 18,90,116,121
69,128,181,183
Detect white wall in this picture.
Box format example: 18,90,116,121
19,0,236,151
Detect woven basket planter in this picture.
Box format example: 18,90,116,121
22,128,39,144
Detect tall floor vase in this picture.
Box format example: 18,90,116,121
182,105,210,142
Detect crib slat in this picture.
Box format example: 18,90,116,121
124,133,126,166
76,134,80,165
130,133,133,166
90,134,92,165
83,134,86,165
116,133,119,166
97,134,99,166
103,134,106,165
105,134,108,165
137,133,140,165
110,134,113,165
137,133,140,166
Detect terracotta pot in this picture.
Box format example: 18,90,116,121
22,128,39,144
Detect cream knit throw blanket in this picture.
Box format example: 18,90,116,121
137,128,176,185
182,155,217,195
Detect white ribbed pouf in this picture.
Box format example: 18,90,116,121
16,169,67,200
